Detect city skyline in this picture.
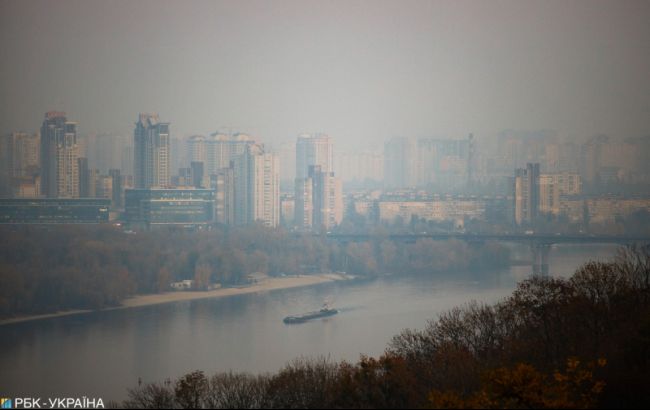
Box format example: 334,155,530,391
2,2,650,407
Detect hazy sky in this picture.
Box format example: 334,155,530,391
1,0,649,151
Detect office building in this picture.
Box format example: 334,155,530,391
0,197,110,224
125,188,215,227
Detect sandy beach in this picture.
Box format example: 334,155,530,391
0,273,349,326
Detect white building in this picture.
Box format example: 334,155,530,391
233,144,279,227
188,133,259,178
539,172,582,215
294,133,342,230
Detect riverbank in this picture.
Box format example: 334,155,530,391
0,273,350,326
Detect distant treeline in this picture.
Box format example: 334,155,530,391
0,225,509,318
122,245,650,409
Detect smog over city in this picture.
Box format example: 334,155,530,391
1,1,649,409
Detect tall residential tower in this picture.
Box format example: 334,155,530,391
514,163,540,226
40,111,79,198
295,133,342,230
134,113,170,189
233,143,279,227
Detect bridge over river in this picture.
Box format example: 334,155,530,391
323,233,650,275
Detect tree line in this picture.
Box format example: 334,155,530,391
0,225,509,318
122,245,650,409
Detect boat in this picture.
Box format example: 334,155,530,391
283,304,338,324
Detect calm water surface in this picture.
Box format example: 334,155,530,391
0,244,618,401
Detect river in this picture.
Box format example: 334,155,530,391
0,243,618,402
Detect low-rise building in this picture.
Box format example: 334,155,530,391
558,196,650,224
124,188,215,227
378,197,487,225
0,198,110,224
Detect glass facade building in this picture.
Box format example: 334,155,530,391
0,198,110,224
125,189,215,227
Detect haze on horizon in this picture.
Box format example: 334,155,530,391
1,0,649,151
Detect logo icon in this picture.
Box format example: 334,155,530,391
0,398,12,409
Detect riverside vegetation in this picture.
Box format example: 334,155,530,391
122,245,650,409
0,225,509,318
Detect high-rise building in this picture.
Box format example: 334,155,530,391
308,165,343,229
514,163,540,225
0,132,40,196
233,144,279,227
539,172,582,215
0,139,7,196
40,111,79,198
187,133,270,226
187,135,206,165
210,133,258,175
121,145,134,177
2,132,40,178
580,135,606,187
295,133,333,179
89,169,100,198
337,151,384,184
95,175,113,202
190,161,207,188
416,137,471,190
187,133,259,178
109,169,123,209
295,177,313,228
251,147,280,227
78,157,90,198
294,133,341,229
539,175,559,216
278,141,296,183
170,136,186,175
134,113,170,189
84,134,130,174
383,137,417,188
212,167,235,226
187,133,280,227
